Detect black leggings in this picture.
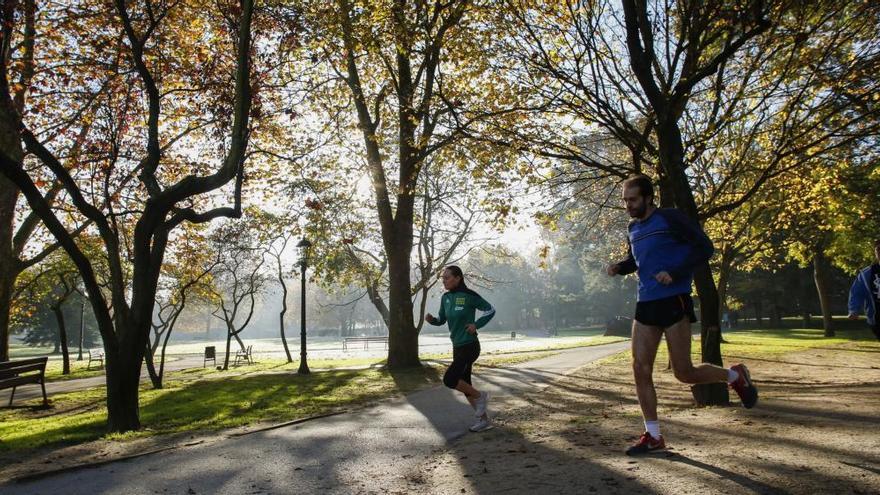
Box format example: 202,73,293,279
444,341,480,389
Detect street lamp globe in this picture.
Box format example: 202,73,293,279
296,237,312,267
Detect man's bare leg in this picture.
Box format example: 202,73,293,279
664,318,728,384
631,320,664,421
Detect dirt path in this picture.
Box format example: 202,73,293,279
404,341,880,494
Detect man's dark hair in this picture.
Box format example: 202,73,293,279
622,174,654,200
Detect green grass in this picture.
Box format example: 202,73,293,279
717,327,878,359
0,365,441,452
591,326,878,366
477,351,559,367
7,344,57,359
42,360,107,381
6,346,107,381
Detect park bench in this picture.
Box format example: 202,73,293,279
342,336,388,351
0,357,48,407
204,346,217,368
87,348,104,370
233,345,254,366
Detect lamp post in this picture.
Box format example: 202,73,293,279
296,237,312,375
78,302,84,361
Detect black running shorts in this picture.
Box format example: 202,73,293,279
443,340,480,389
634,294,697,328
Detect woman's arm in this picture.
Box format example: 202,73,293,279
428,295,447,325
474,297,496,329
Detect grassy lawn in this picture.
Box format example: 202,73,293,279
477,351,559,367
42,360,107,381
6,345,107,381
0,364,441,452
600,326,878,366
7,344,57,359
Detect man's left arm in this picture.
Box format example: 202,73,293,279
660,209,714,281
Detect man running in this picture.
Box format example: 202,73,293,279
847,239,880,341
606,175,758,456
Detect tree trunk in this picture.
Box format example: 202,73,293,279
144,344,162,389
223,326,234,370
770,305,782,328
658,121,729,406
279,276,292,363
105,356,142,432
717,248,735,340
386,241,420,368
754,299,763,326
813,252,835,337
234,331,246,352
52,304,71,374
0,187,19,363
366,282,391,330
802,310,812,328
0,269,15,361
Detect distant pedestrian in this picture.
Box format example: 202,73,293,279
848,239,880,341
426,266,496,432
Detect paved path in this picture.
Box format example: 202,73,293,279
3,341,629,494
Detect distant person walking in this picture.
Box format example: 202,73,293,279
426,266,496,432
607,175,758,456
847,239,880,341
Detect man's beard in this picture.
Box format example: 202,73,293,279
628,203,647,218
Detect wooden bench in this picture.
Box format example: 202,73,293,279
0,357,48,407
233,345,254,366
342,336,388,351
87,349,104,370
204,346,216,368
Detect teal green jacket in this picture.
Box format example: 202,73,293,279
428,288,496,347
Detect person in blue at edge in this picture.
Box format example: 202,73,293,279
426,265,496,432
607,175,758,456
848,238,880,341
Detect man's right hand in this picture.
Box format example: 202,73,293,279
425,313,436,323
606,264,620,276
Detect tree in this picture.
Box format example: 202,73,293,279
291,0,517,367
0,0,256,431
265,229,295,363
144,226,217,388
209,218,269,370
497,0,880,404
0,0,98,359
14,254,83,373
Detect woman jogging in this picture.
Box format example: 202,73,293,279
426,265,496,432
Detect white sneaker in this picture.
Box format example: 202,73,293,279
469,416,492,432
474,392,489,418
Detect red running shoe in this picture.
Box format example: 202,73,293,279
730,363,758,409
625,431,665,456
